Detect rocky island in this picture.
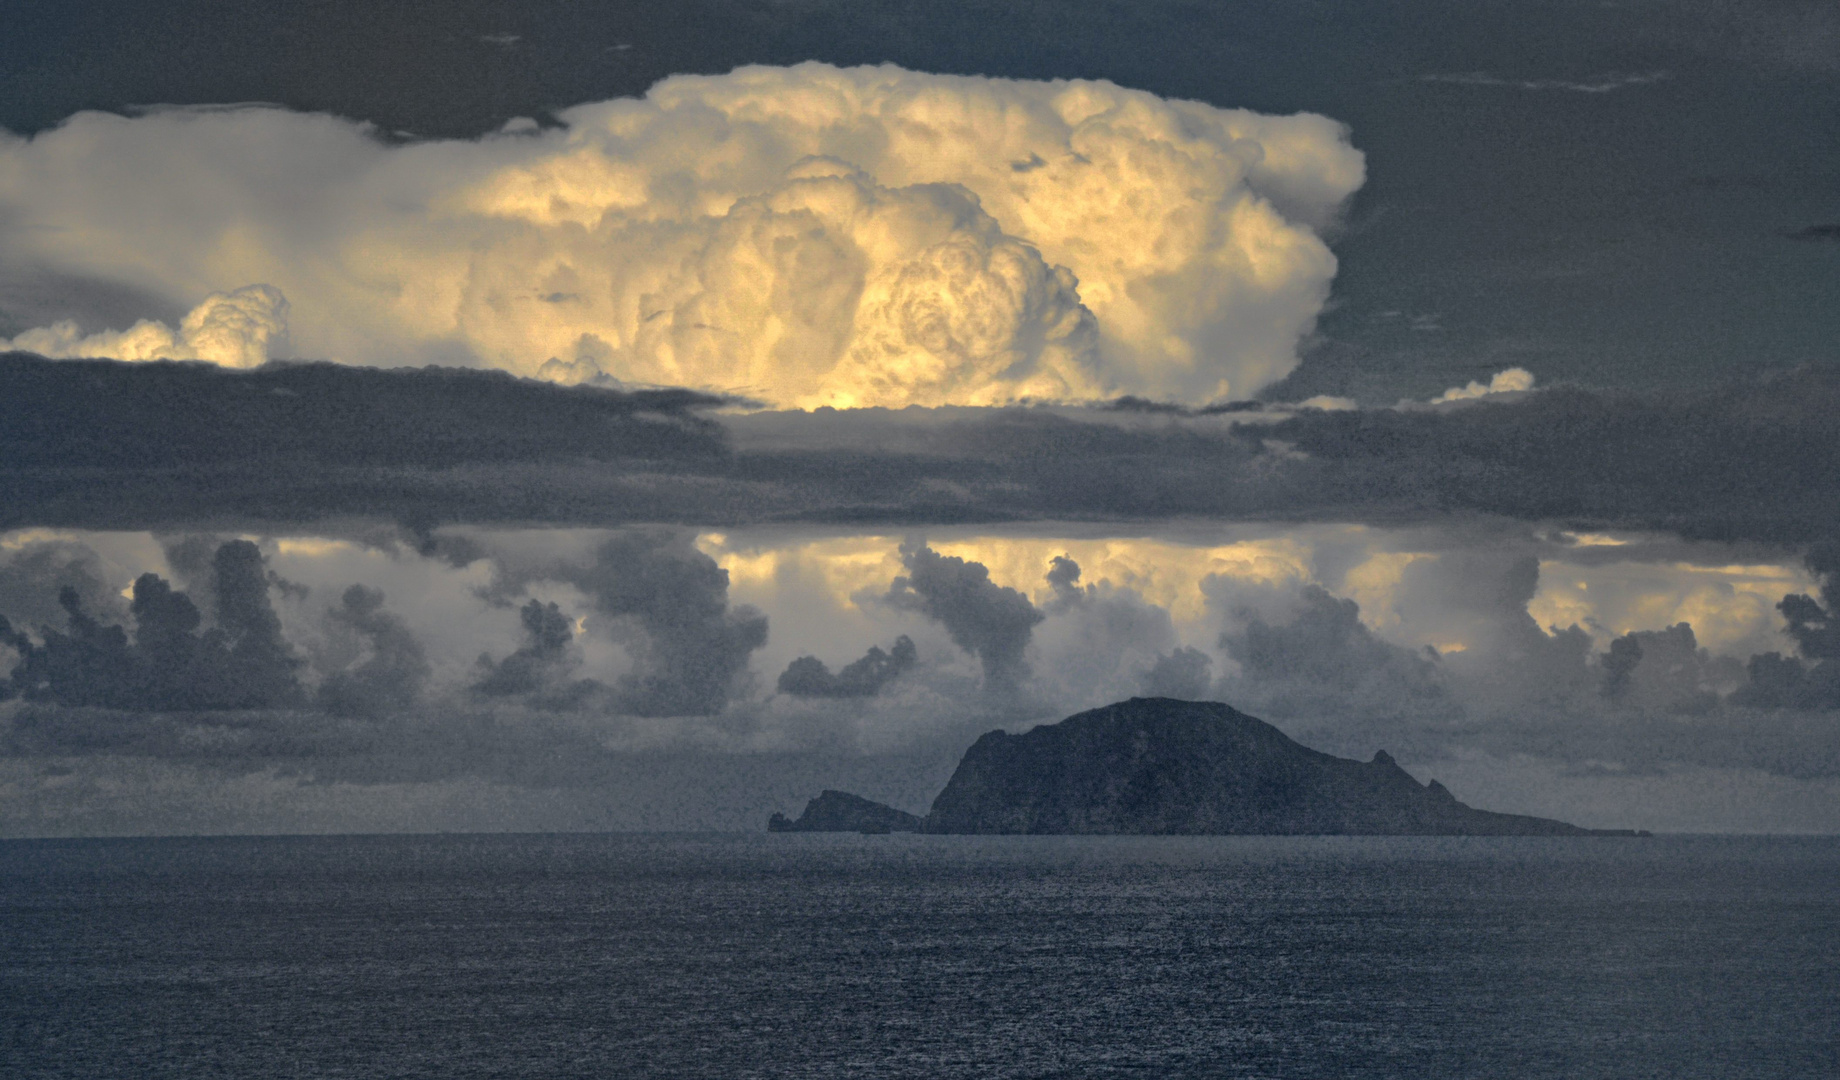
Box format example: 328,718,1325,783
771,697,1644,836
769,789,923,833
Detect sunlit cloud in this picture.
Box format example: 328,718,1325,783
0,64,1362,407
1429,366,1534,403
1,285,287,368
1528,558,1814,657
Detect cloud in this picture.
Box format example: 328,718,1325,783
1032,553,1184,704
562,530,769,717
9,355,1840,545
776,635,916,698
884,540,1043,691
1419,71,1671,93
1733,544,1840,708
0,539,126,631
0,63,1362,406
1428,366,1534,403
472,598,581,698
1,285,288,368
1598,622,1737,713
1,539,303,710
1385,550,1597,710
1782,224,1840,242
2,524,1838,836
1137,646,1213,699
0,352,729,531
1214,582,1446,720
315,584,430,717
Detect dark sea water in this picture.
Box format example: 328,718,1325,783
4,834,1837,1079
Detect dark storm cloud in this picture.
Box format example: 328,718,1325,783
884,541,1042,692
8,354,1840,543
566,531,768,718
777,636,917,698
470,530,771,716
1733,544,1840,709
1,540,302,710
1043,555,1083,604
0,353,728,531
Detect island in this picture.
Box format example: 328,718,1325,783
770,697,1645,836
768,789,924,833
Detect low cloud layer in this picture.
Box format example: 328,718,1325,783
3,524,1840,833
8,355,1839,547
0,64,1362,406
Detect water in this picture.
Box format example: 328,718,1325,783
4,834,1836,1078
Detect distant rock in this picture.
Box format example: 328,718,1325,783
920,698,1643,836
768,789,923,834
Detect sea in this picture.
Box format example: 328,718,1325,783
4,833,1836,1079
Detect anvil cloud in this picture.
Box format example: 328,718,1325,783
0,64,1361,407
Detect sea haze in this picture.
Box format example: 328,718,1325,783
5,833,1837,1078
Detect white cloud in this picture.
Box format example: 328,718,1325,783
0,64,1363,406
1430,366,1534,403
2,284,287,368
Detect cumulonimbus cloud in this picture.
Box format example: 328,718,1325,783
0,63,1363,406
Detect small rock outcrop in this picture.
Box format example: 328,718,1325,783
768,789,923,833
919,698,1641,836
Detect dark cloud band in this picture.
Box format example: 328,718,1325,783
5,353,1839,544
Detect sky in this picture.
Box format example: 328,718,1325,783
1,0,1836,835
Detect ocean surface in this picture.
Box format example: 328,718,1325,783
4,833,1836,1078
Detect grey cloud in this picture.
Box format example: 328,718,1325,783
211,540,302,707
9,354,1840,545
1033,555,1183,706
471,598,585,701
884,540,1042,692
1733,543,1840,708
1217,584,1447,720
468,530,769,716
1601,634,1644,702
0,540,125,631
1391,551,1597,710
566,531,768,717
1043,554,1082,599
7,532,1840,815
316,585,430,717
1137,647,1213,700
159,535,223,611
1419,71,1671,93
1193,563,1840,782
0,353,729,532
1,540,303,711
1597,623,1737,713
777,636,917,698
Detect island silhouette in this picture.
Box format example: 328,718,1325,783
770,698,1645,836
